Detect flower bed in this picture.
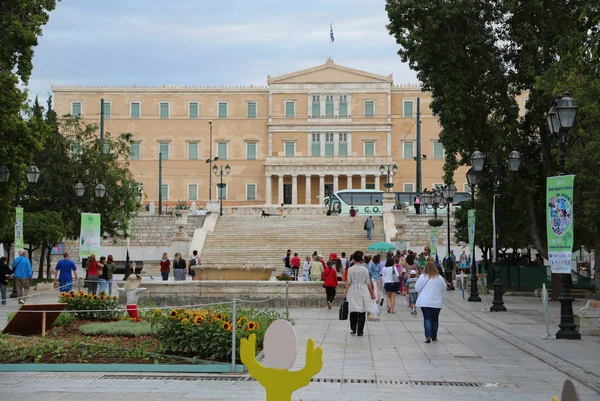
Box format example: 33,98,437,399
58,291,121,320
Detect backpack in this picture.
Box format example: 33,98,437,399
189,257,197,267
363,219,368,230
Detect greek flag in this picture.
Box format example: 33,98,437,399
330,23,334,42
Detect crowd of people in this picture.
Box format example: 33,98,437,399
160,250,201,281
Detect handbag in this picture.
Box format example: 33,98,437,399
339,299,349,320
391,266,400,284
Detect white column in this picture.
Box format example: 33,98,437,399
374,175,381,190
387,92,392,122
278,175,284,205
333,175,339,192
291,175,298,205
347,133,352,155
347,175,352,190
387,131,392,157
360,174,366,189
265,174,272,205
319,175,325,203
306,175,312,205
320,137,325,156
268,130,273,157
334,133,339,156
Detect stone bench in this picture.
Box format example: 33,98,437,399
575,300,600,336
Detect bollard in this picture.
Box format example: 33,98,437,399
231,299,237,372
285,281,289,319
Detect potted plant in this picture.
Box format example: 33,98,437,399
391,200,410,226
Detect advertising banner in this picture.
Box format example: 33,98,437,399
14,207,24,250
468,210,476,258
429,227,438,257
79,213,101,258
546,175,575,274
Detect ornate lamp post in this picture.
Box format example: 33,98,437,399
547,92,580,340
442,184,457,283
213,164,231,216
466,164,481,302
379,164,398,192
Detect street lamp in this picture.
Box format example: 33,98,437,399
422,187,445,220
205,120,219,207
75,183,107,198
546,92,580,340
213,164,231,216
442,184,457,285
379,164,398,192
466,166,481,302
0,164,41,205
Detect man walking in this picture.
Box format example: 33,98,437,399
12,250,32,304
54,252,78,292
349,206,357,224
365,216,375,240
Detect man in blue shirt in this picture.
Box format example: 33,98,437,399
12,249,33,304
53,252,78,292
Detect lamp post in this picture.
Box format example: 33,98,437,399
205,121,219,208
547,92,580,340
421,187,445,219
466,162,482,302
442,184,457,284
379,164,398,192
213,164,231,216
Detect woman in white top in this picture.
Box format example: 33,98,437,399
415,260,447,343
343,250,375,336
381,261,400,313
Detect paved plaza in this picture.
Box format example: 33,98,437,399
1,288,599,400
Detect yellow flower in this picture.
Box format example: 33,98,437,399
69,293,76,299
247,321,259,331
216,313,223,320
112,296,118,300
99,295,105,301
222,322,232,331
68,291,76,296
78,291,85,297
153,309,163,317
181,318,190,324
60,292,67,297
193,315,204,325
169,310,178,319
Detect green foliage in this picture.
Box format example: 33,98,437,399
58,290,121,320
52,312,76,327
23,211,66,249
79,321,155,337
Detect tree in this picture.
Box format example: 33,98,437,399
22,211,65,278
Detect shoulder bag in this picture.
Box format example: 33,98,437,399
391,266,400,284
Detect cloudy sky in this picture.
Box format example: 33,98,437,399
28,0,418,103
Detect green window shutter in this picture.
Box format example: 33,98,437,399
434,142,444,159
218,184,227,200
247,184,256,200
312,102,320,117
188,143,198,160
159,143,169,160
325,102,334,117
403,142,413,159
247,143,256,160
404,184,414,192
247,102,256,118
285,142,295,157
404,101,414,118
131,143,140,160
338,142,347,156
365,141,374,156
189,103,199,118
160,103,169,119
218,143,228,160
312,142,320,156
285,102,295,118
160,184,169,200
188,185,198,201
72,103,81,116
218,103,228,118
339,102,347,117
131,103,140,118
103,103,111,119
325,142,334,156
365,101,374,117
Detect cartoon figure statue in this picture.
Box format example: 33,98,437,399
240,319,323,401
118,274,146,322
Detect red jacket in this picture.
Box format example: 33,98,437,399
323,267,338,288
160,259,170,273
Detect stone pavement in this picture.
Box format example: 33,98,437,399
1,289,599,400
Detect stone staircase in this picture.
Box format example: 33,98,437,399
199,215,385,270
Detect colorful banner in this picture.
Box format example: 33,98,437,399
429,227,438,257
546,175,575,274
14,207,24,250
468,210,476,259
79,213,101,258
50,243,65,255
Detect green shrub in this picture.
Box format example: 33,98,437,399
79,321,155,337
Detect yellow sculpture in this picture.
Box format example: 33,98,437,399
240,332,323,401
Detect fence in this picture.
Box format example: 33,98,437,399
486,264,596,292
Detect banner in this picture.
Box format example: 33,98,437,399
429,227,438,257
14,207,24,250
546,175,575,274
79,213,101,258
468,210,476,259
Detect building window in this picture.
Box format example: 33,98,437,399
325,95,334,117
433,142,444,159
364,101,374,117
246,184,256,200
188,142,198,160
403,141,414,159
70,143,81,156
159,102,169,119
338,133,348,156
218,102,228,118
131,142,140,160
403,101,414,118
159,142,169,160
189,102,199,119
464,183,471,193
524,98,529,113
188,184,198,201
339,95,348,117
247,102,257,118
325,133,334,156
403,183,414,192
217,183,227,200
217,142,228,160
102,102,111,119
246,142,257,160
103,143,111,154
284,141,295,157
130,102,140,119
311,133,321,156
71,102,82,116
366,183,375,190
285,101,295,118
311,95,320,117
364,141,375,156
160,184,169,200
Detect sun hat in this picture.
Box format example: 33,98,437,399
329,253,338,260
123,274,142,291
410,270,417,275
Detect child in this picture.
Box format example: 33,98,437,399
302,256,312,281
406,270,419,316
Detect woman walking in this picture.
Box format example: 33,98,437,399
105,255,116,295
86,254,99,295
343,251,376,336
382,260,400,313
97,256,108,294
369,254,382,305
160,252,170,281
173,252,187,281
415,261,447,343
323,260,338,309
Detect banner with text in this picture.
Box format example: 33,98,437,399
468,210,476,258
429,227,438,257
14,207,24,250
79,213,101,258
546,175,575,274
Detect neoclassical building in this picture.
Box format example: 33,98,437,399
52,59,505,206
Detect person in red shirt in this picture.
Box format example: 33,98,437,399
290,252,301,281
349,206,357,224
323,260,339,309
160,252,170,281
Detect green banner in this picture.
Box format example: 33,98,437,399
429,227,438,257
14,207,24,250
546,175,575,274
468,210,476,258
79,213,101,258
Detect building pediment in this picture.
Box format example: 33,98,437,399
267,58,393,84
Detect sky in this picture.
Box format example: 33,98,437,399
27,0,418,104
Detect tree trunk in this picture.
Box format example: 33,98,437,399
45,245,52,279
38,246,45,279
595,237,600,301
527,199,548,259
